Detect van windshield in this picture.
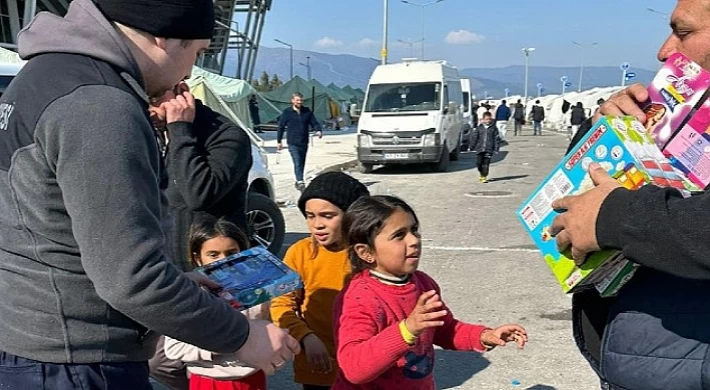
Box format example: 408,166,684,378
364,82,441,112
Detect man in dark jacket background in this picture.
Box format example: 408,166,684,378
495,99,512,140
277,92,322,192
531,100,545,136
0,0,298,387
570,102,586,139
513,99,525,136
552,2,710,388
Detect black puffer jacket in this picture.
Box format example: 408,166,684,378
470,123,500,154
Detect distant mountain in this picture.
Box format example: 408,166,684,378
222,48,655,98
460,66,655,98
223,47,379,89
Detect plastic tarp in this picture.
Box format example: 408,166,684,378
326,82,354,102
188,66,281,126
0,47,23,64
186,75,266,149
262,76,335,123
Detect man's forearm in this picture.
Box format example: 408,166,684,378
597,186,710,279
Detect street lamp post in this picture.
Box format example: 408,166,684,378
382,0,389,64
299,56,311,81
521,47,536,106
274,39,294,80
572,41,597,93
401,0,445,60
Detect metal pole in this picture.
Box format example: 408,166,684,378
307,56,311,81
289,46,294,80
420,6,425,60
578,51,584,92
382,0,388,65
621,69,627,87
524,52,529,106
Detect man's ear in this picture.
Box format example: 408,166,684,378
353,244,375,264
155,37,168,51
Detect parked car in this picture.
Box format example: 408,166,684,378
0,62,285,255
460,78,474,149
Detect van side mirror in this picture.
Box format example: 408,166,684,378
443,107,449,115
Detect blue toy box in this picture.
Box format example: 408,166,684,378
196,246,302,310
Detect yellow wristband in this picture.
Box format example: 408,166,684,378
399,321,417,345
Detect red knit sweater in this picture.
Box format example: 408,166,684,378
332,270,488,390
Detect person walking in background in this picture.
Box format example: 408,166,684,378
513,99,525,136
470,112,500,183
277,92,323,192
494,99,511,140
531,100,545,136
248,94,263,133
271,172,370,390
570,102,586,139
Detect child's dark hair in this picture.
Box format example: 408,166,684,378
342,195,419,274
187,216,250,267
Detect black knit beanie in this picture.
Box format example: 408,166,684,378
298,172,370,216
94,0,215,40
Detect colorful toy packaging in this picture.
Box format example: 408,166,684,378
517,116,690,297
196,246,302,310
643,52,710,190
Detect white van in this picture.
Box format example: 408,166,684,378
460,78,474,149
356,60,464,173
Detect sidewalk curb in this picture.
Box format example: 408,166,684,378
316,158,359,175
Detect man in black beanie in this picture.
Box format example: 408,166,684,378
0,0,298,388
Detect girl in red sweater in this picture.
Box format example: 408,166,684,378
333,195,528,389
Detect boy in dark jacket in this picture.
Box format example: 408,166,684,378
513,99,525,136
531,100,545,136
470,112,500,183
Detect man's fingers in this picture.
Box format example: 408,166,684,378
285,334,301,355
175,95,188,108
555,230,571,253
571,247,589,266
627,83,650,104
262,365,275,376
588,163,617,186
183,91,195,107
549,214,567,237
551,196,572,212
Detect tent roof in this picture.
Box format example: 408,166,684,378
263,76,332,103
190,66,259,103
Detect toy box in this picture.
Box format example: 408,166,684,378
517,116,690,297
643,52,710,189
196,246,302,310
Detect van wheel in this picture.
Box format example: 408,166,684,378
433,145,450,172
358,162,374,174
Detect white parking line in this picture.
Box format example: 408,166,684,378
424,245,539,253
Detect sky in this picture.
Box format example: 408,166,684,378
250,0,676,71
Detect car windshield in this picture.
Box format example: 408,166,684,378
364,82,441,112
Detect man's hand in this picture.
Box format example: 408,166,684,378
277,142,283,152
302,333,333,374
234,320,301,375
550,163,622,264
163,90,196,124
316,131,323,139
593,83,649,124
184,271,221,290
